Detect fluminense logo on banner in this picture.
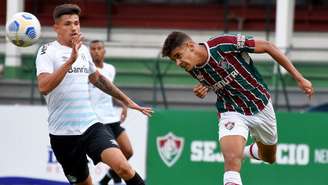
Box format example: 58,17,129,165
156,132,184,167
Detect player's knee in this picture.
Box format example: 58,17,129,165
224,153,243,167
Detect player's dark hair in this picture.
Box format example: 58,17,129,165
53,4,81,21
90,40,104,46
162,31,191,57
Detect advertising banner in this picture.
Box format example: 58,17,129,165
0,105,148,185
147,110,328,185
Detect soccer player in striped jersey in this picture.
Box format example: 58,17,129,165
162,31,314,185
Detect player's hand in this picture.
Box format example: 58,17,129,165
193,83,208,99
120,105,128,123
127,102,153,117
297,78,314,99
68,33,83,64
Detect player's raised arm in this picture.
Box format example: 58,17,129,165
89,71,153,116
37,34,83,95
254,39,314,98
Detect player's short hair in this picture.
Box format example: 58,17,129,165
53,4,81,21
90,40,105,46
162,31,191,57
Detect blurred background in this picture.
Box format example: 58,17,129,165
1,1,328,185
1,0,328,111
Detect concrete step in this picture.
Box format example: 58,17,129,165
0,79,327,112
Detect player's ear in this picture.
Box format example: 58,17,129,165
53,23,58,32
187,41,195,51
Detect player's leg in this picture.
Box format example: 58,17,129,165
219,112,249,185
243,142,276,163
220,135,246,185
243,101,277,164
256,142,276,164
87,123,144,185
116,131,133,159
101,148,144,185
111,129,134,183
49,134,93,185
106,122,134,184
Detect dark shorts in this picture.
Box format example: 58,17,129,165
104,121,125,139
49,123,118,184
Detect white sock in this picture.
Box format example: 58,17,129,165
223,171,242,185
243,143,260,160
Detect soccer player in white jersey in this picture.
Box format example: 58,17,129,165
161,31,314,185
35,4,152,185
88,40,133,185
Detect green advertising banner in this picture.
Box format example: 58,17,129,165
147,110,328,185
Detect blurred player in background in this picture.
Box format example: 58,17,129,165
162,31,314,185
35,4,152,185
89,40,134,185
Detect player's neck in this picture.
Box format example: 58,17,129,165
57,37,73,48
196,44,208,66
95,61,104,68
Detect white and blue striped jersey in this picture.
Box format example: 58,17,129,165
35,41,99,135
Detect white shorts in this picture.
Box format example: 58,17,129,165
218,101,277,145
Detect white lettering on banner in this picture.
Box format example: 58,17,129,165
314,149,328,164
190,141,310,165
276,144,309,165
190,141,224,162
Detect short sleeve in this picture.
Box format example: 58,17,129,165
207,33,255,53
35,44,54,76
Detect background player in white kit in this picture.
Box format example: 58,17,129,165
35,4,152,185
88,40,133,185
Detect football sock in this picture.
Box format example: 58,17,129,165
244,143,260,160
125,172,145,185
223,171,242,185
99,172,111,185
109,168,122,183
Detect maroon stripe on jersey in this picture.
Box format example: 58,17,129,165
207,35,237,48
208,35,255,54
223,54,268,110
228,54,270,102
225,102,234,111
209,56,264,110
208,59,252,115
257,83,271,100
245,39,255,48
200,64,237,112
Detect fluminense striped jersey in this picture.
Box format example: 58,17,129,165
189,33,271,115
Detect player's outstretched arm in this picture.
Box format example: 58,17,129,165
114,99,128,122
89,71,153,116
254,39,314,98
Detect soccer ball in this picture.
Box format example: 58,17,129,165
5,12,41,47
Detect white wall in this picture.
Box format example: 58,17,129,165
0,105,148,184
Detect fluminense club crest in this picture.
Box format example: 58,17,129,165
156,132,184,167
